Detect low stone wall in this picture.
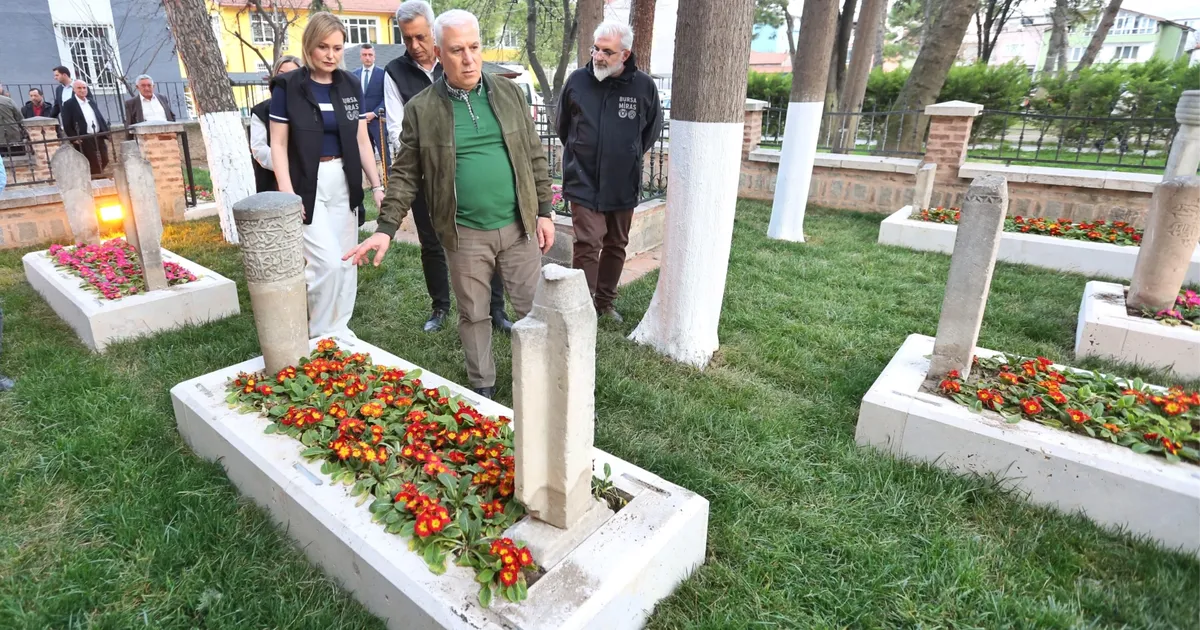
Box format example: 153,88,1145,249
0,180,119,249
545,198,667,266
740,150,1159,227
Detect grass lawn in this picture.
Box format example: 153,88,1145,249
0,200,1196,628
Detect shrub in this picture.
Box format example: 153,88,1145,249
746,70,792,108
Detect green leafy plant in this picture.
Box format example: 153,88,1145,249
227,339,537,605
937,356,1199,464
591,462,628,512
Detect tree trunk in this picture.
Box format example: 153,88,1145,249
161,0,253,243
1075,0,1122,71
576,0,605,67
1043,0,1068,75
629,0,754,369
836,0,887,153
977,0,1022,64
872,5,885,70
785,11,797,60
766,0,840,243
527,0,579,121
892,0,980,153
824,0,857,114
630,0,656,73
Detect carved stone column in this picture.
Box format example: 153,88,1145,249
232,192,309,374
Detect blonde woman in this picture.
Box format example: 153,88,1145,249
269,13,385,339
249,54,300,193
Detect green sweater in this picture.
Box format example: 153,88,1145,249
451,84,518,231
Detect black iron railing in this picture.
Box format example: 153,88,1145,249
760,107,929,158
968,105,1178,171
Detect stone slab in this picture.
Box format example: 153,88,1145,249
171,336,709,630
1074,281,1200,380
22,248,240,352
544,198,666,267
924,101,984,117
856,333,1200,556
957,162,1160,193
878,206,1200,284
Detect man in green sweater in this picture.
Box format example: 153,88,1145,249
344,8,555,400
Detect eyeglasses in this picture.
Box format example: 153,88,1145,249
590,45,620,58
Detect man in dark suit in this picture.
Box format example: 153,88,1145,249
59,80,109,176
22,88,56,118
51,66,87,123
123,74,176,125
355,43,387,170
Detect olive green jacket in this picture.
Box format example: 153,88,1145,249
376,74,552,251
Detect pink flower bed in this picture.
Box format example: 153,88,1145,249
48,238,198,300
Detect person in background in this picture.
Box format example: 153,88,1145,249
270,13,385,339
51,66,86,123
0,90,23,157
59,79,109,176
123,74,176,125
355,43,387,171
345,9,555,400
22,88,55,119
249,55,301,193
383,0,509,335
556,20,662,323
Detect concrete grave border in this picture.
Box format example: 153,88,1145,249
23,248,240,352
1075,281,1200,381
171,335,709,630
856,333,1200,556
877,206,1200,283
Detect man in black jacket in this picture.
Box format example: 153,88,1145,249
59,79,110,176
384,0,509,334
556,20,662,322
21,88,56,118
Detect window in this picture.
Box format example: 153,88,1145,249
1020,16,1033,26
391,17,401,43
58,24,120,92
1068,46,1084,62
1110,12,1157,35
494,28,520,49
340,17,378,44
211,14,227,63
250,11,288,47
1114,45,1140,60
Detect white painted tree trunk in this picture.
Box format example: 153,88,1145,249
199,111,256,244
766,101,823,242
629,120,743,369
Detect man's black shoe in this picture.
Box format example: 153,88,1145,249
473,386,496,400
0,375,13,392
424,309,449,333
492,310,513,335
598,307,624,324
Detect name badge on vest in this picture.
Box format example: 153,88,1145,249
342,96,360,121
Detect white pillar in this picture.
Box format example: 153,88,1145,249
766,101,824,242
199,110,256,244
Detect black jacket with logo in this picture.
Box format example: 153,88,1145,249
555,53,662,213
270,67,365,224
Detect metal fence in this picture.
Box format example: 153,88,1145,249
6,80,273,126
760,107,929,158
968,105,1179,171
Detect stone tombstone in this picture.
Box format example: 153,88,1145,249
1165,91,1200,178
925,174,1009,386
512,264,598,530
112,142,139,252
232,192,309,375
118,140,168,291
1127,176,1200,313
50,144,100,245
913,162,937,209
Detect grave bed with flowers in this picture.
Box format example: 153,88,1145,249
22,240,238,352
857,334,1200,556
1075,282,1200,381
876,205,1200,283
172,335,709,630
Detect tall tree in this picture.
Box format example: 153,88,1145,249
756,0,796,59
1042,0,1069,74
629,0,754,369
629,0,656,72
224,0,307,74
835,0,887,152
975,0,1024,64
161,0,255,243
526,0,579,113
891,0,980,152
576,0,605,66
1074,0,1122,71
767,0,839,242
873,4,886,70
824,0,857,113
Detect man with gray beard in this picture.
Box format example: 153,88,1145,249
556,20,662,322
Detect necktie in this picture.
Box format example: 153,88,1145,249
362,68,370,92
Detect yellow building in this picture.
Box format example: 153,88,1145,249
177,0,523,113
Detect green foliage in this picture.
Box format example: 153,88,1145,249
745,70,792,108
1034,57,1198,117
755,0,789,28
863,67,910,112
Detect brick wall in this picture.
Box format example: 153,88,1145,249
130,122,187,223
0,183,120,250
